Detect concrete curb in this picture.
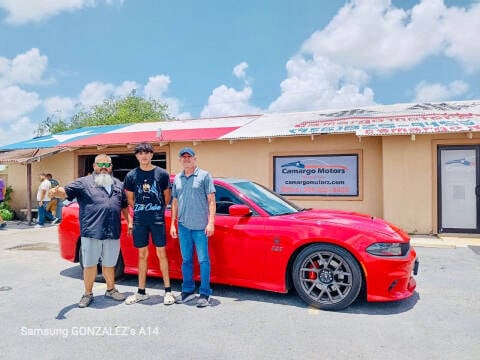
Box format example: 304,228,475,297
410,235,480,248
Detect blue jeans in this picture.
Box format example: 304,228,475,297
55,199,63,221
178,223,212,296
38,201,54,225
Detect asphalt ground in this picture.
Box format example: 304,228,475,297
1,220,479,360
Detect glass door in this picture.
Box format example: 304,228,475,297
438,146,479,233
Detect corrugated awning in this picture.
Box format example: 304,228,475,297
0,147,67,164
1,101,480,151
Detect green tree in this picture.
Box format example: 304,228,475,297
36,90,174,135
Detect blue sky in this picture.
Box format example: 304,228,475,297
0,0,479,147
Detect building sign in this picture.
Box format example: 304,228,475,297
288,114,480,136
274,155,358,196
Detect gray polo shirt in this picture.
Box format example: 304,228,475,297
172,167,215,230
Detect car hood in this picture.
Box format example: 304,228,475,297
284,208,409,241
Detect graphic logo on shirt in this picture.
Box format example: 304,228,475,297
134,179,163,212
142,180,151,192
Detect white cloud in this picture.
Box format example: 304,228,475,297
144,75,171,99
0,0,124,24
300,0,480,74
0,48,49,87
144,75,191,119
200,62,261,117
200,85,262,118
233,62,248,79
0,85,41,123
114,80,139,97
43,96,76,117
300,0,446,72
443,3,480,72
78,81,115,107
0,116,38,146
414,80,469,102
268,55,375,113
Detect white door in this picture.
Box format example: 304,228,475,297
438,146,478,233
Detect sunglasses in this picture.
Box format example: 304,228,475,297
96,162,112,168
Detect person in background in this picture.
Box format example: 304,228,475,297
123,143,175,306
35,173,58,228
170,147,216,308
46,173,63,222
49,154,132,308
0,177,6,229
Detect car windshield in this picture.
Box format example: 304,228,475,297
229,180,302,216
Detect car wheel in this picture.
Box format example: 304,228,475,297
292,243,362,311
77,244,125,281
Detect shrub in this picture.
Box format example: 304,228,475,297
0,208,13,220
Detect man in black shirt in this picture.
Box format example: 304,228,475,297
123,143,174,305
50,154,131,308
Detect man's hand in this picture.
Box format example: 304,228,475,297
170,224,178,239
205,222,214,237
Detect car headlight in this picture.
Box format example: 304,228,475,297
366,242,409,256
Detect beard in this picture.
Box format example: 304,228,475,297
94,172,114,187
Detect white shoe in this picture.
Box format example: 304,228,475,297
163,292,175,305
34,224,44,228
125,292,149,305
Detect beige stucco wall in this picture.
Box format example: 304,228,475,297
169,134,383,217
8,151,77,210
382,135,433,234
4,132,480,234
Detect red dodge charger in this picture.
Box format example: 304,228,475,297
58,177,419,310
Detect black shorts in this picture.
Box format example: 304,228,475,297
133,223,166,248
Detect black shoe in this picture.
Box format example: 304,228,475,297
175,292,196,304
0,222,6,229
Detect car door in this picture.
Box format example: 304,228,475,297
209,185,268,288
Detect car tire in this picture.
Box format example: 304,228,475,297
77,243,125,281
292,243,362,311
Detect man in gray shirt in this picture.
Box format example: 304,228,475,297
170,147,216,308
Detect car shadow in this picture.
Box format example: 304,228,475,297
59,265,419,315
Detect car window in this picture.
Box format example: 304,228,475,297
230,181,300,216
214,185,244,215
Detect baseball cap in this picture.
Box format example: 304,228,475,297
179,147,195,157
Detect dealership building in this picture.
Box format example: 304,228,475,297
1,100,480,235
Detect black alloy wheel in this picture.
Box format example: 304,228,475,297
292,244,362,311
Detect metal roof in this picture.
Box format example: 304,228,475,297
1,100,479,151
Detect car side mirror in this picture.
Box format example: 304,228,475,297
228,204,252,217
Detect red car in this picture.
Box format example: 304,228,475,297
58,177,418,310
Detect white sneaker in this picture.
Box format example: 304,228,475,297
163,292,175,305
125,292,149,305
34,224,44,228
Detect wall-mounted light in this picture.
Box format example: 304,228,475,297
411,134,416,141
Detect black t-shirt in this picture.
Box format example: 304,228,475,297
123,167,170,224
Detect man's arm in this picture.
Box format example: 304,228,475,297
170,198,178,238
121,206,133,235
163,187,171,207
205,192,216,237
125,190,135,208
48,186,67,200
